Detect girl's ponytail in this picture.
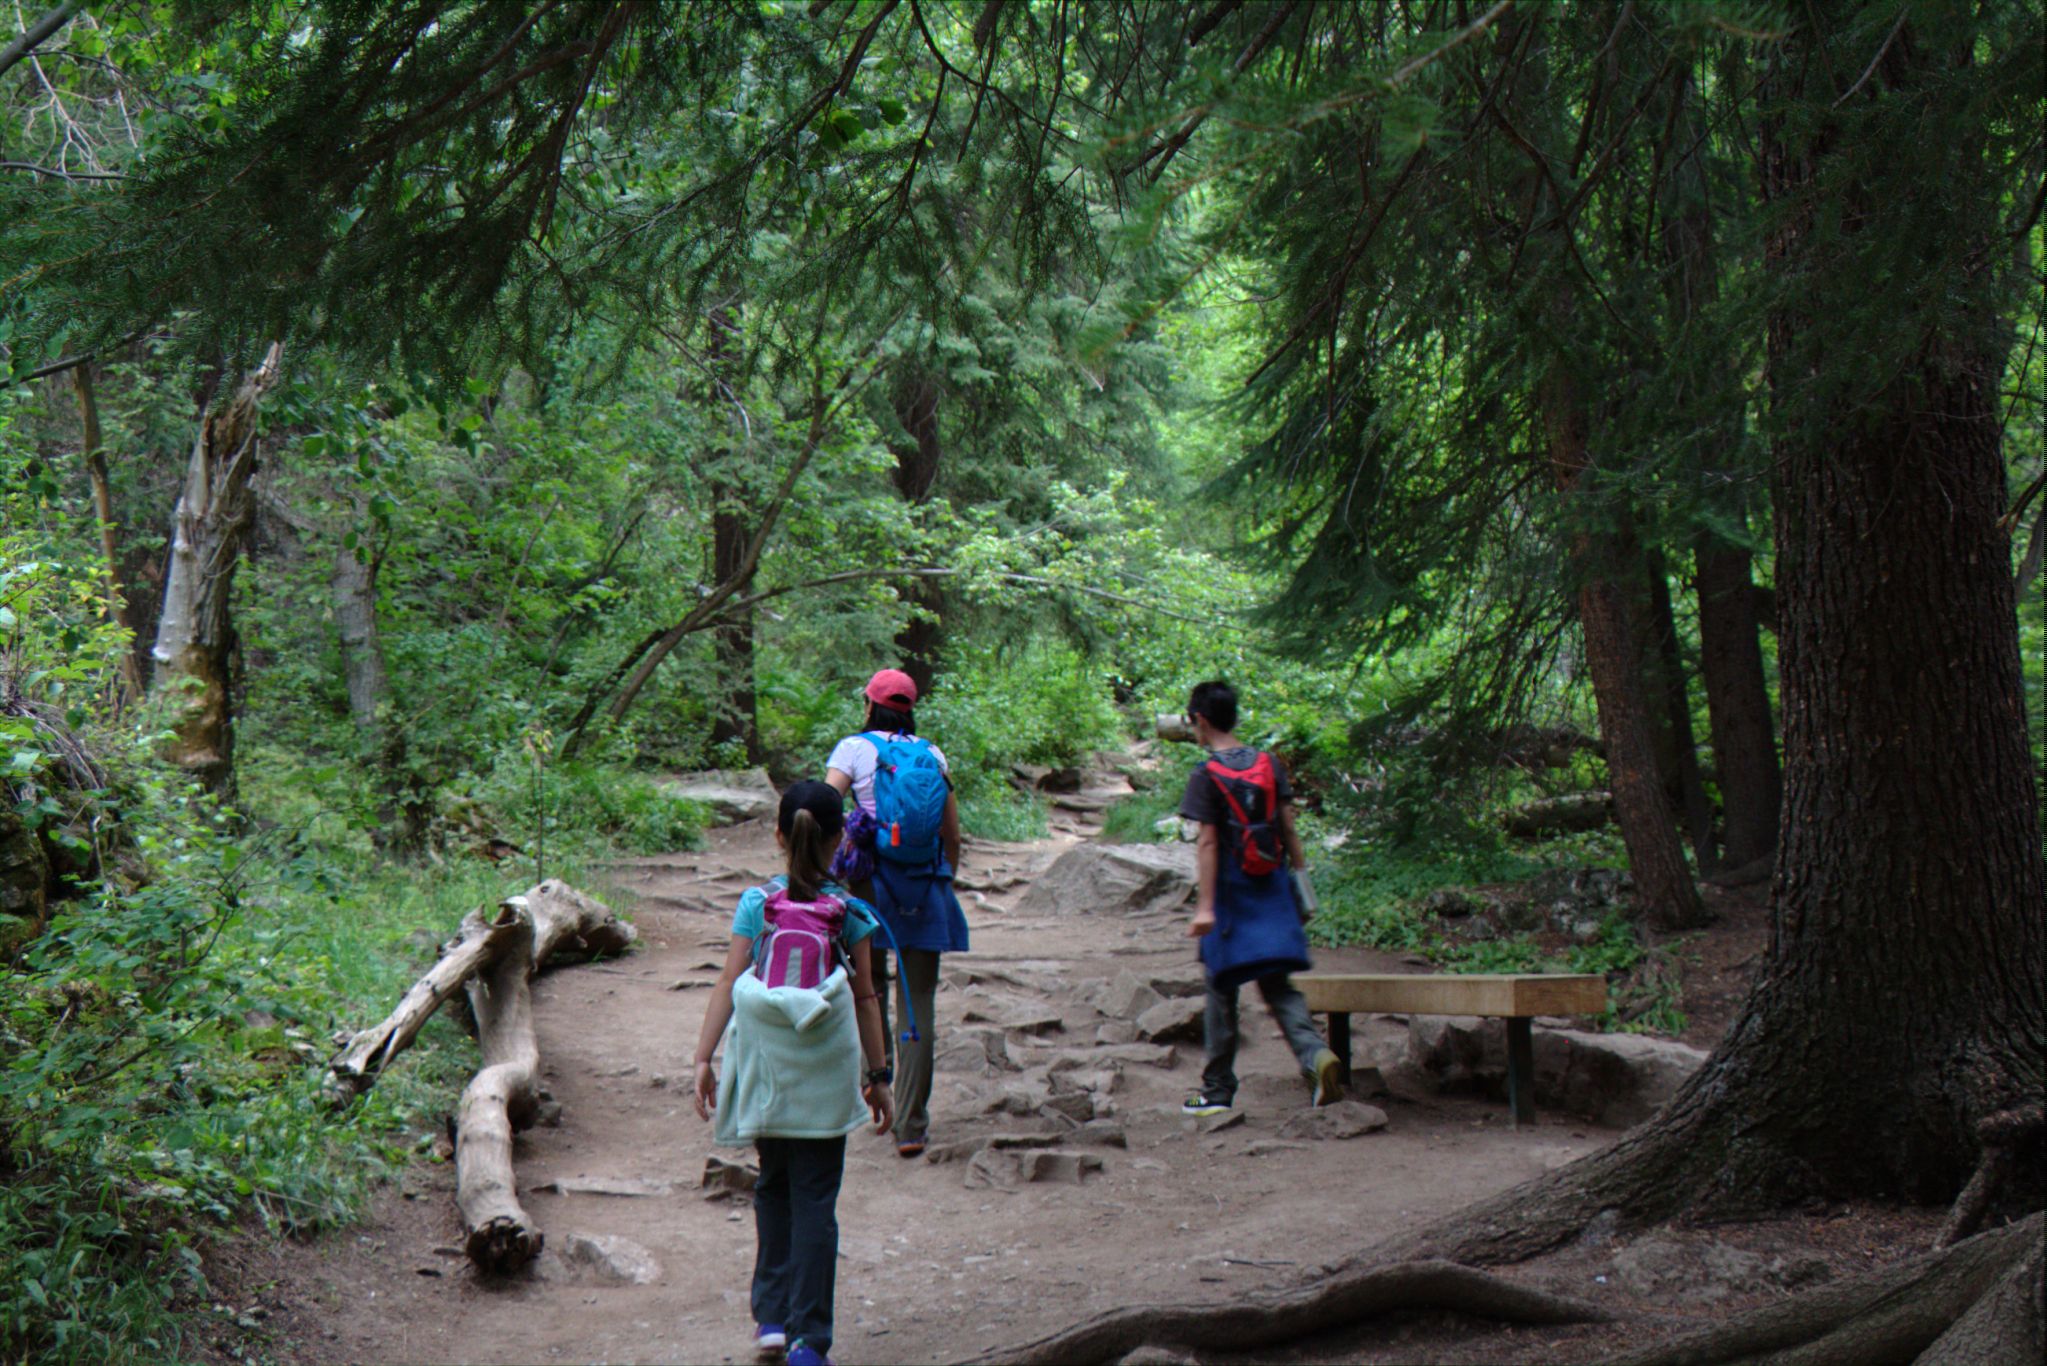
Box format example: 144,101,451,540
786,807,836,901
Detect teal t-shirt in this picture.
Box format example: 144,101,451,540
731,876,880,946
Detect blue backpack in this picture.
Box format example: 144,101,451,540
867,732,949,865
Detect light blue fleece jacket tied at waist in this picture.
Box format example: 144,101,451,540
712,966,867,1146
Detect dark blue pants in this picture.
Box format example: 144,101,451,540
752,1135,846,1355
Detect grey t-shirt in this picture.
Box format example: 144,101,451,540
1178,746,1292,826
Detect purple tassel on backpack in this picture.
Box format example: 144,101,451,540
830,806,878,886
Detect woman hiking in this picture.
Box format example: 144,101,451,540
823,668,968,1158
692,781,894,1366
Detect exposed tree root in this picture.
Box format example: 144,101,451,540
974,1260,1612,1365
1938,1104,2043,1248
1598,1213,2041,1366
1916,1224,2044,1365
517,878,638,969
455,902,543,1274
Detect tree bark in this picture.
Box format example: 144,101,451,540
331,531,426,853
1693,537,1779,867
1359,10,2047,1258
889,372,945,695
1658,64,1782,870
1643,549,1720,873
1545,367,1708,930
981,1259,1613,1366
701,301,761,765
707,503,761,764
149,342,284,797
71,364,144,703
456,901,543,1273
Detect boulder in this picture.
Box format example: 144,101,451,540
700,1156,758,1200
552,1233,661,1285
1136,996,1205,1044
659,768,779,826
1405,1016,1707,1127
1038,1089,1095,1124
935,1026,1017,1076
1095,1020,1139,1046
1091,971,1166,1020
1047,1043,1178,1072
1015,844,1196,919
1277,1101,1389,1140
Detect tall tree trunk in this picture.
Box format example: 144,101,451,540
72,363,144,703
889,372,945,695
706,505,761,764
150,343,283,798
1693,537,1779,867
1395,14,2047,1260
1659,64,1782,870
701,301,760,765
1643,549,1720,873
331,530,423,852
1544,368,1708,931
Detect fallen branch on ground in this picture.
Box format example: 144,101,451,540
972,1259,1613,1365
324,879,635,1106
455,901,544,1273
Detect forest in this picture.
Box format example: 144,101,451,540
1,1,2042,1363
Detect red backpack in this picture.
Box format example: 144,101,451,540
1204,752,1285,878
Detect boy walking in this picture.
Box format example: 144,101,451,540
1175,680,1343,1115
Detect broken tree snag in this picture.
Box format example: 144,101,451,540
983,1259,1613,1366
325,904,525,1107
457,901,544,1274
519,878,637,970
1598,1213,2042,1366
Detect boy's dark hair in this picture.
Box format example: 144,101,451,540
1188,680,1238,733
867,701,916,735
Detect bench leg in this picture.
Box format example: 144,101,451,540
1328,1011,1352,1087
1505,1015,1535,1128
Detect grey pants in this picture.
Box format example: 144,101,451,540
1201,972,1327,1103
877,947,940,1143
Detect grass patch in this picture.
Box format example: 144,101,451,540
1099,784,1181,844
0,769,603,1364
956,789,1050,842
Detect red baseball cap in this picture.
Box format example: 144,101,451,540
864,668,918,708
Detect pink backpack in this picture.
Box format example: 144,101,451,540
752,886,847,990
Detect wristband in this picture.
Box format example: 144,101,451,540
864,1066,893,1087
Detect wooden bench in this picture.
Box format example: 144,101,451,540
1296,973,1607,1127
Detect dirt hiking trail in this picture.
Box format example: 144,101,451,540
266,763,1619,1365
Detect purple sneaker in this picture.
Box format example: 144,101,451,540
785,1341,833,1366
753,1323,787,1359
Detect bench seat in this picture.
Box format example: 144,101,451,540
1296,972,1606,1127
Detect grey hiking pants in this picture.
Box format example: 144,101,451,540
1201,972,1327,1103
878,947,940,1143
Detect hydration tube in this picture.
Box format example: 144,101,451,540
859,904,921,1044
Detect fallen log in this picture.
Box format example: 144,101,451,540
520,878,638,968
456,900,544,1273
325,909,526,1106
1502,791,1614,838
972,1259,1613,1365
324,880,635,1106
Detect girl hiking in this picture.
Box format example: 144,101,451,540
693,781,894,1366
823,667,968,1158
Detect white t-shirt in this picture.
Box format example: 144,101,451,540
825,732,951,814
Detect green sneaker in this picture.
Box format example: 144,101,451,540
1310,1048,1345,1107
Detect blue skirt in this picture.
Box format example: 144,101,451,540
871,856,971,954
1199,863,1310,991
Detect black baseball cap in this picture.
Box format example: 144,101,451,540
778,779,845,836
